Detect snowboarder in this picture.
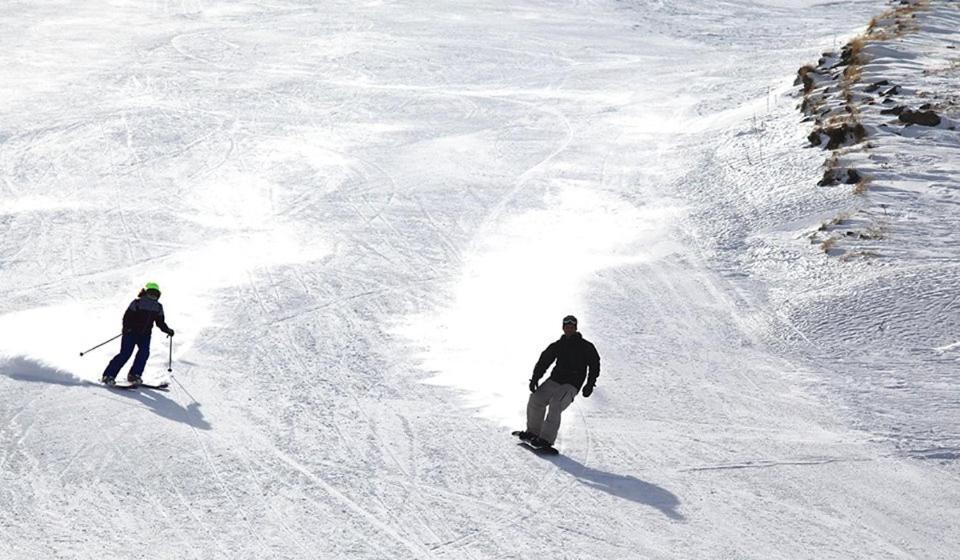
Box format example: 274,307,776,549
101,282,175,386
515,315,600,451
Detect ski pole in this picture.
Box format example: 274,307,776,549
167,335,173,372
79,334,122,356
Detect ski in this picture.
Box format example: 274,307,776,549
105,382,170,391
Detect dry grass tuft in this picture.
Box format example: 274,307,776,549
863,221,886,240
840,37,868,105
797,64,818,94
853,175,871,195
819,213,850,231
848,37,867,61
821,237,838,253
843,63,862,84
867,0,931,38
840,250,882,261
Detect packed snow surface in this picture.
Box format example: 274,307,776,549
1,1,958,558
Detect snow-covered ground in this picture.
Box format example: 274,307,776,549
1,0,958,558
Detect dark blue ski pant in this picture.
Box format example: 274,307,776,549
102,333,151,380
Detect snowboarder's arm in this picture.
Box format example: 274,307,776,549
585,344,600,388
532,342,558,382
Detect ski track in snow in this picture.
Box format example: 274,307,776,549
1,0,959,558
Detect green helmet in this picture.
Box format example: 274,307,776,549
144,282,161,294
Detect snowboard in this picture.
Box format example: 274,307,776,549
511,430,559,455
106,381,170,391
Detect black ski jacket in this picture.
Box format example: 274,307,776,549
122,295,173,336
532,332,600,390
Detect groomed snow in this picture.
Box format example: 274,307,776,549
1,1,958,558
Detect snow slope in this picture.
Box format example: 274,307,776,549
1,0,958,558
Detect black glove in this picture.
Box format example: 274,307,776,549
582,384,594,398
166,329,175,337
529,378,539,393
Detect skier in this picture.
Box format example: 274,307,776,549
101,282,175,386
516,315,600,450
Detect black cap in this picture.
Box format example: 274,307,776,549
562,315,578,326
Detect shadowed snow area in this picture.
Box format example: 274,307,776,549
0,356,84,386
1,1,959,559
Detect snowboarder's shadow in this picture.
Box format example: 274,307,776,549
550,454,683,520
0,356,211,430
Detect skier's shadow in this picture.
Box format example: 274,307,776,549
549,453,683,520
92,381,211,430
0,356,211,430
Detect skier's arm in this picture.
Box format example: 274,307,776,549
121,301,136,332
155,308,174,336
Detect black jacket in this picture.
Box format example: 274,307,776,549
122,295,173,336
532,332,600,390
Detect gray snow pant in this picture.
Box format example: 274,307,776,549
526,379,578,445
